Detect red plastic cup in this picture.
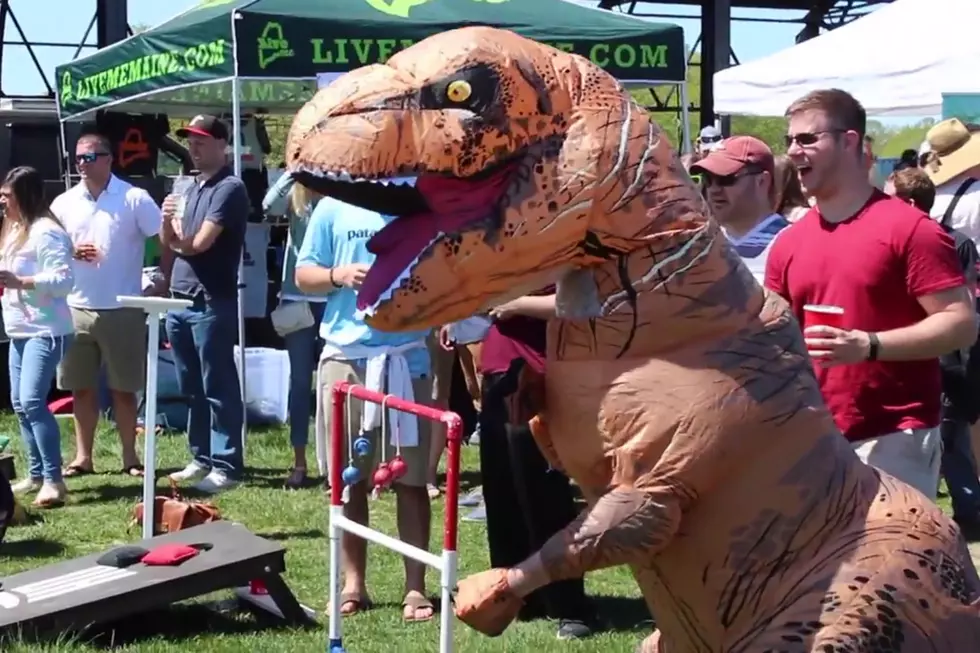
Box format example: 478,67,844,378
803,304,844,329
803,304,844,352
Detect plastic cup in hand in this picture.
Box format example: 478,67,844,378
170,175,198,236
170,175,195,220
173,195,187,221
803,304,844,352
171,175,195,197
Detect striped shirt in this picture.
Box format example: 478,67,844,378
726,213,790,284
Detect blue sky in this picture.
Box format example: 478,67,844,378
2,0,912,124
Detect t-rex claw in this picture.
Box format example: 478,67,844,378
452,568,523,637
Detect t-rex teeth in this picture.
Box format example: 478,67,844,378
354,306,375,320
368,233,440,312
296,165,326,177
324,170,355,183
388,176,418,187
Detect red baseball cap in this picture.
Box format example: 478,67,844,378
176,114,229,141
691,135,774,177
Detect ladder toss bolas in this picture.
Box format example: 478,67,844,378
328,381,463,653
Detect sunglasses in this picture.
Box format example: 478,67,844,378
704,169,761,188
75,152,109,164
783,130,845,148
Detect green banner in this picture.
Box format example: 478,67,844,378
56,0,685,120
236,14,684,83
59,31,235,118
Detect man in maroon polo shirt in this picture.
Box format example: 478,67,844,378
477,287,594,640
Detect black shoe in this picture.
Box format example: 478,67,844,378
556,619,592,640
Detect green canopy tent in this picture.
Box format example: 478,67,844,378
55,0,689,125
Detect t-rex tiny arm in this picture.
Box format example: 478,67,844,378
454,484,682,636
519,486,681,591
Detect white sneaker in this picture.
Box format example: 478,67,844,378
11,478,41,495
193,471,240,494
169,461,210,483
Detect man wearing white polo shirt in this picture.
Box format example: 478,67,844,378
51,130,164,479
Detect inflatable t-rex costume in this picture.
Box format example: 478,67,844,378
286,26,980,652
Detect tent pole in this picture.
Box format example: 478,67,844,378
679,83,692,156
231,76,248,458
58,120,71,191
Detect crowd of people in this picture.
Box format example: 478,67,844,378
1,115,252,511
1,86,979,639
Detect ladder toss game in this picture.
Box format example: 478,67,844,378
328,381,463,653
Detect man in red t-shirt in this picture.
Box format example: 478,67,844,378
765,88,977,499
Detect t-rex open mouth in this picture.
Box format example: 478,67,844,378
292,153,524,313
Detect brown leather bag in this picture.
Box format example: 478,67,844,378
131,479,221,536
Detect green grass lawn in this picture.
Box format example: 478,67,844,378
0,414,649,652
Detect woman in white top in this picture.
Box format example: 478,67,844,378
0,166,75,507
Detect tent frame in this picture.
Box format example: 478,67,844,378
56,12,254,448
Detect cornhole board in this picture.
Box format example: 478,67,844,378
0,521,314,635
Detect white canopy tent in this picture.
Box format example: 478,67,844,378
713,0,980,117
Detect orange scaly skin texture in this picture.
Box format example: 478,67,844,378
287,26,980,651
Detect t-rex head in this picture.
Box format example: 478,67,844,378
286,26,705,331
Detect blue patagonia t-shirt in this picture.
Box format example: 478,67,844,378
296,196,431,378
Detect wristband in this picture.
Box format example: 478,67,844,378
866,332,880,361
329,268,342,289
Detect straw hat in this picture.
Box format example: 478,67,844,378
922,118,980,186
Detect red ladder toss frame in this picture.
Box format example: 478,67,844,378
328,381,464,653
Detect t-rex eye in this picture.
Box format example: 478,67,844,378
446,80,472,103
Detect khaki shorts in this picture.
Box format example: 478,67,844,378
852,426,942,499
427,330,454,406
320,358,432,488
58,307,147,393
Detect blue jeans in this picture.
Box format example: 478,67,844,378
940,415,980,520
9,335,72,483
165,297,244,479
281,300,326,448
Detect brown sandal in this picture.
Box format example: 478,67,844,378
122,465,145,478
63,464,94,477
326,591,373,617
402,592,436,623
